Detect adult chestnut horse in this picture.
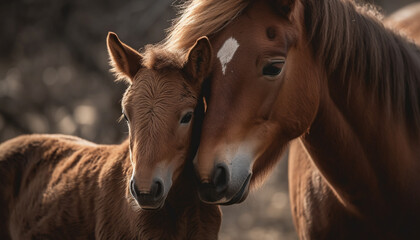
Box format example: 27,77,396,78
0,33,220,239
163,0,420,238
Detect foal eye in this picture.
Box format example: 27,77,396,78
262,60,285,77
180,112,193,124
122,112,128,122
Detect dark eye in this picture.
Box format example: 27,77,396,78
122,111,128,122
262,60,285,76
180,112,193,124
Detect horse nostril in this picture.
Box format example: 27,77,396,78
212,163,229,193
151,179,164,200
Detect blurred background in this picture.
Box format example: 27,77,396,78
0,0,418,239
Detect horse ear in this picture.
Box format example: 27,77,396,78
183,36,213,89
107,32,142,83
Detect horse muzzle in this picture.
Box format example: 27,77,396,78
197,161,252,205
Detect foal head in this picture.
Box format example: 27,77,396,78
107,33,212,209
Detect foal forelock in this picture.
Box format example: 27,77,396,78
141,44,185,70
304,0,420,131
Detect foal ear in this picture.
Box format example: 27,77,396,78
183,36,213,89
107,32,142,83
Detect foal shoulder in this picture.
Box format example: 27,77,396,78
0,134,103,182
0,134,97,157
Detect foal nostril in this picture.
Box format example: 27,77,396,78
150,178,164,200
212,163,229,193
130,178,165,208
130,179,140,199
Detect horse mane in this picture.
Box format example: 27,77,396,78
162,0,250,57
304,0,420,132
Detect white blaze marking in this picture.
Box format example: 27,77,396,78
217,37,239,75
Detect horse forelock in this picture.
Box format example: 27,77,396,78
304,0,420,132
162,0,250,57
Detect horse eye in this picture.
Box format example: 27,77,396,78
262,61,284,76
180,112,193,124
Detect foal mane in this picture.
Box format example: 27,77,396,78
141,44,185,70
304,0,420,131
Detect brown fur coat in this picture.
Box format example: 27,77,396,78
0,134,221,239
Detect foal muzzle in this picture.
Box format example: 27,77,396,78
130,178,165,210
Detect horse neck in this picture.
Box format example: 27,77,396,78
299,0,420,220
304,0,420,131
